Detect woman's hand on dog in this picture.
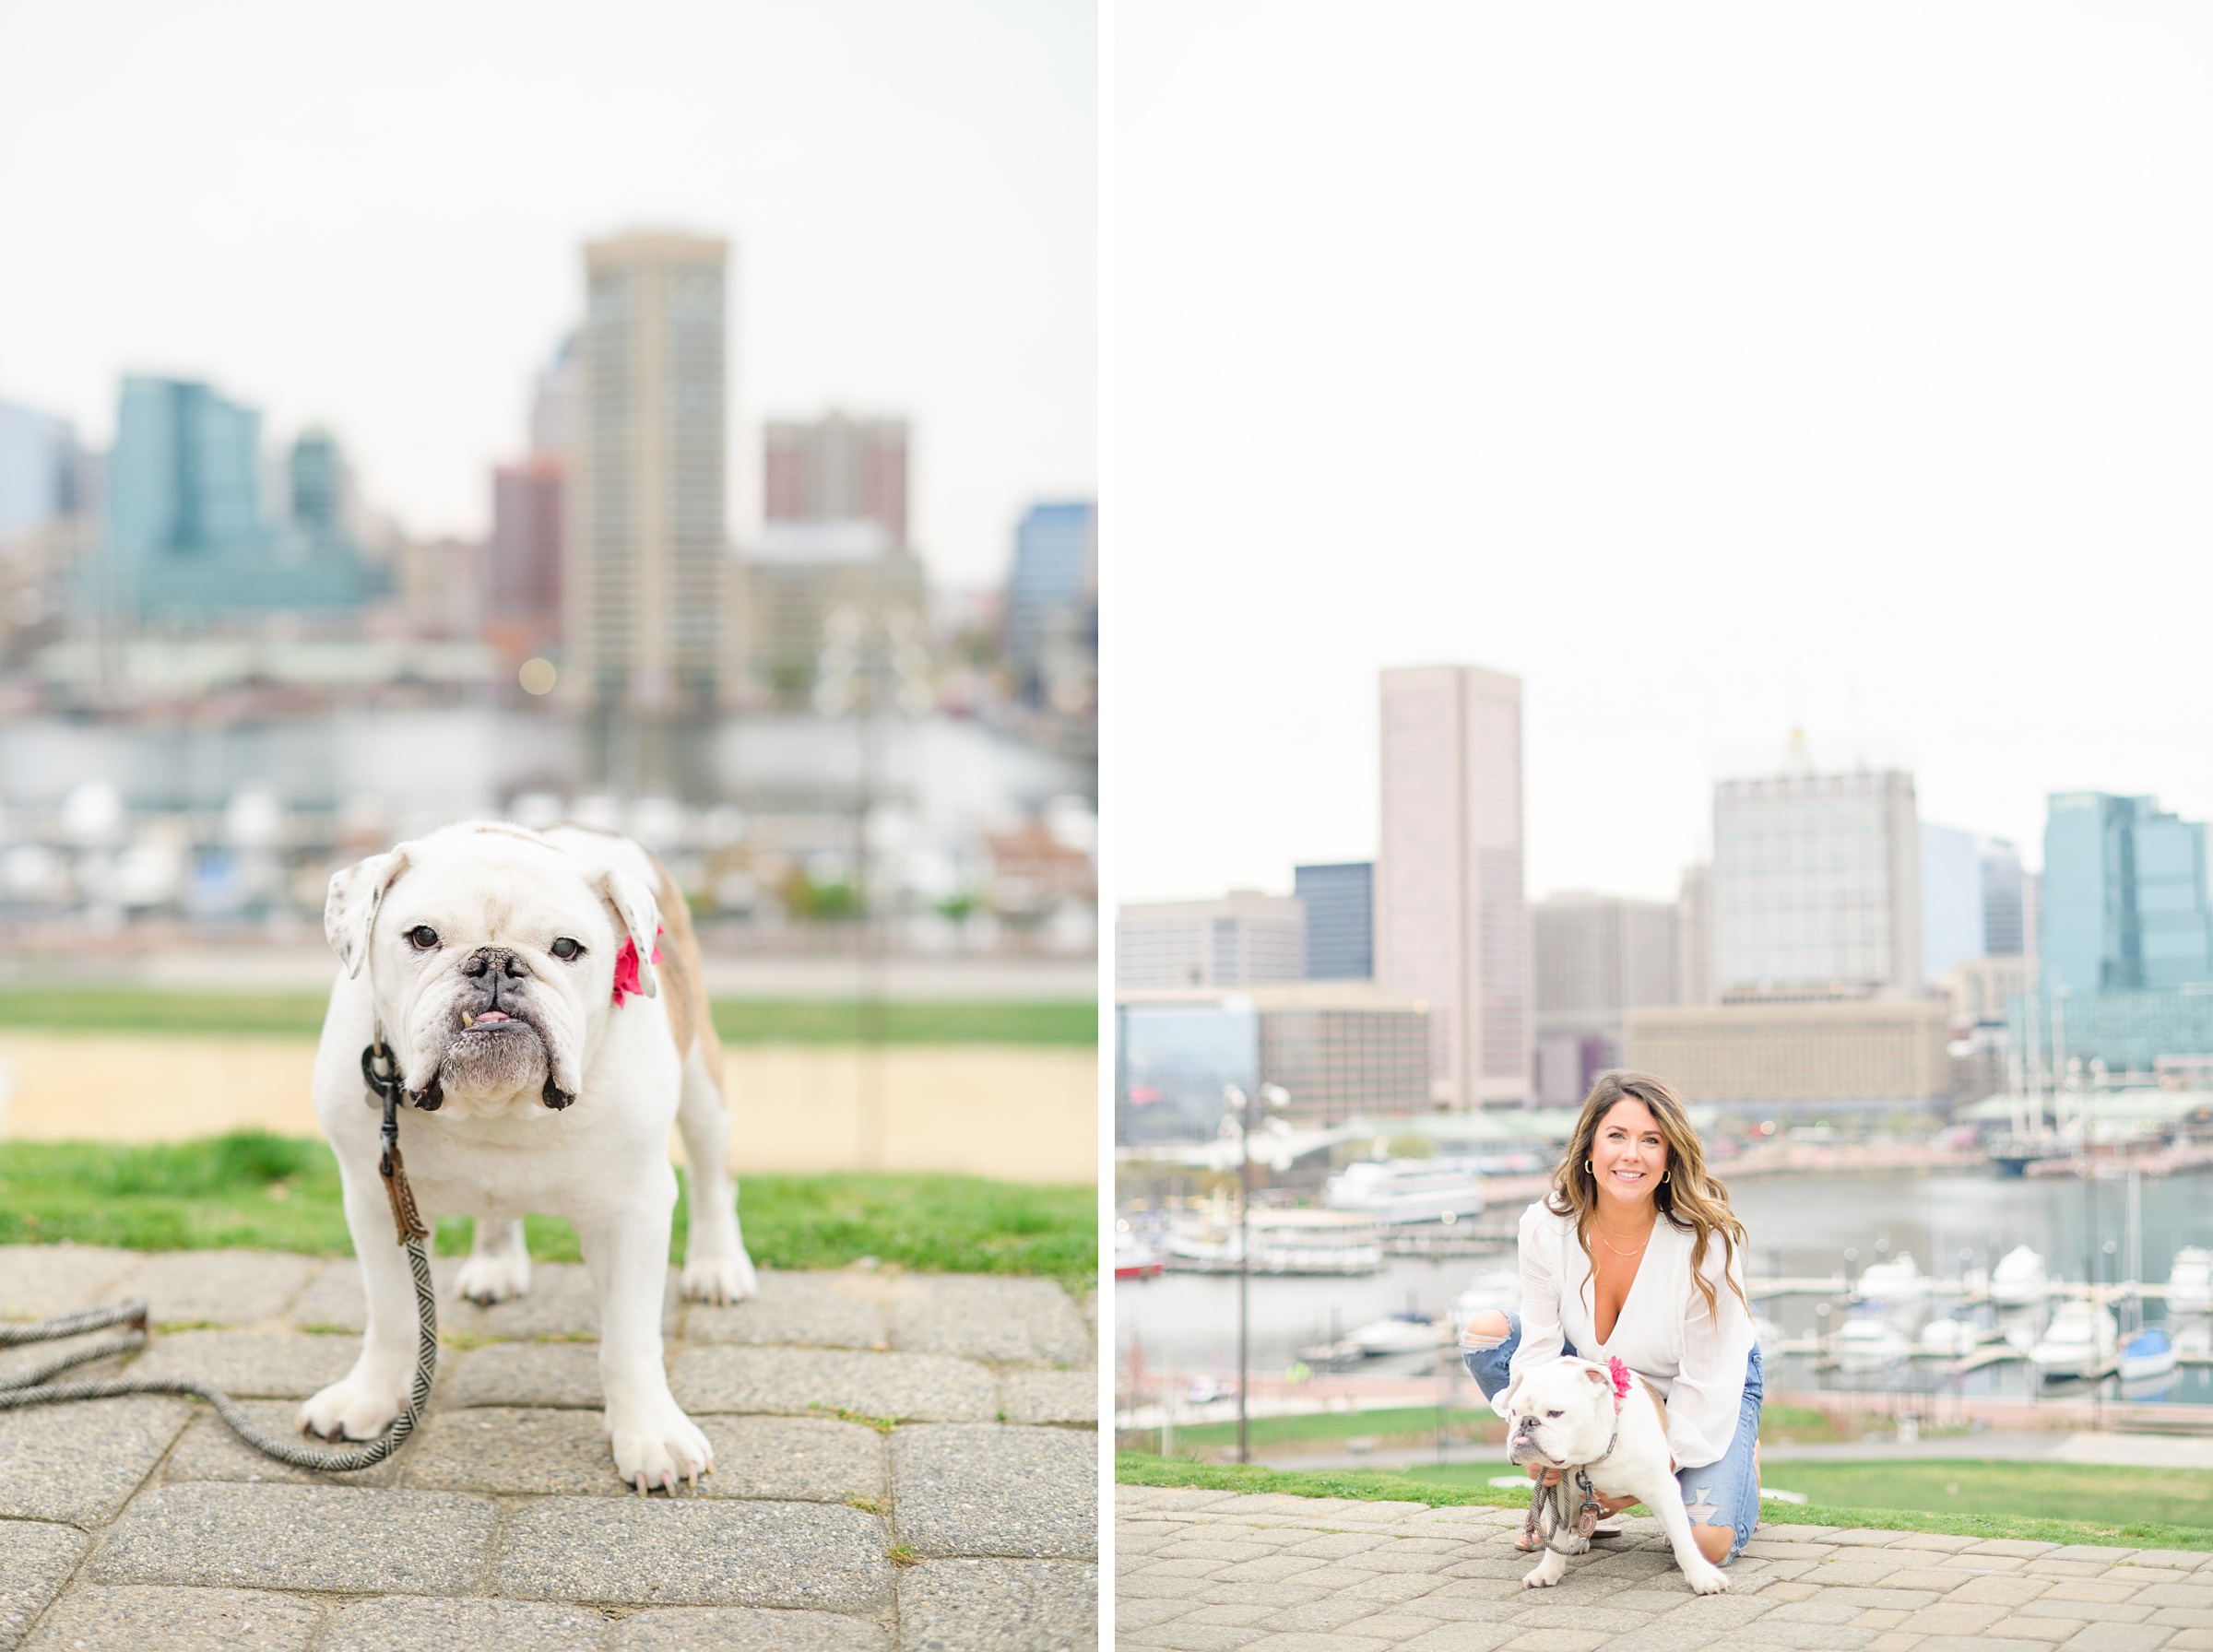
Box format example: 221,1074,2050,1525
1523,1464,1640,1517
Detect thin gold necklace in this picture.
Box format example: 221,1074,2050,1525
1592,1222,1651,1258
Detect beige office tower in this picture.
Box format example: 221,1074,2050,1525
1376,664,1530,1107
568,232,732,711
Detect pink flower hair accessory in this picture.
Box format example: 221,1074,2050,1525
1606,1355,1632,1401
609,926,667,1007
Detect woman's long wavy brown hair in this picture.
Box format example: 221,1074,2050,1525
1547,1070,1748,1323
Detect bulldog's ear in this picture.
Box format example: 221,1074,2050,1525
1583,1365,1611,1386
598,867,661,999
325,849,409,979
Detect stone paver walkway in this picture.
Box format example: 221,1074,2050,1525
1117,1484,2213,1652
0,1245,1098,1651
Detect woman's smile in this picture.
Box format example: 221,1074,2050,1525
1592,1099,1668,1210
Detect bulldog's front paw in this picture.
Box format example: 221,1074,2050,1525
298,1373,403,1443
1685,1561,1732,1595
607,1397,715,1494
454,1248,532,1305
1521,1550,1568,1588
680,1249,758,1304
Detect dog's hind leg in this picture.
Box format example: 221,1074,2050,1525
675,1044,758,1304
454,1217,532,1305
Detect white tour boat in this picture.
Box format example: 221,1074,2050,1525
1990,1245,2050,1307
2168,1248,2213,1315
1323,1158,1485,1225
1163,1209,1387,1276
1852,1252,1931,1303
1834,1308,1913,1369
2029,1300,2119,1377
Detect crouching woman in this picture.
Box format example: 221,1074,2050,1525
1462,1070,1762,1564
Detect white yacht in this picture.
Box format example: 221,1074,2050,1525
1853,1252,1930,1303
1164,1209,1387,1275
1323,1159,1485,1225
1448,1263,1522,1335
1990,1245,2050,1307
2168,1248,2213,1314
2029,1300,2118,1377
1919,1317,1980,1357
1348,1313,1450,1356
1835,1309,1913,1369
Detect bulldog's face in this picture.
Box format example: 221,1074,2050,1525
1504,1359,1622,1471
325,823,661,1120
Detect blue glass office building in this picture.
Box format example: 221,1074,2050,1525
1002,501,1094,697
101,377,369,620
2042,792,2213,994
1295,861,1373,980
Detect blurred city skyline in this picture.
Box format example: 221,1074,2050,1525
1112,5,2213,904
0,0,1095,585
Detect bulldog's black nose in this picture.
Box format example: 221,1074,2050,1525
462,949,528,981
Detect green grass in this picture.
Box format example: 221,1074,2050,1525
0,1132,1095,1292
0,988,1095,1046
1116,1451,2213,1550
1134,1406,1502,1452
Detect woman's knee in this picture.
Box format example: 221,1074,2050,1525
1692,1521,1732,1565
1465,1310,1510,1342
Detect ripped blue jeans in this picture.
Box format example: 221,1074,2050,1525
1464,1311,1763,1562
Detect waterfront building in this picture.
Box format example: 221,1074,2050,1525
1295,861,1373,981
740,520,926,710
1377,664,1529,1106
764,413,909,548
1116,891,1305,990
1627,998,1953,1114
1711,760,1922,999
1116,983,1432,1142
1676,865,1712,1006
1531,892,1677,1105
102,376,369,620
0,399,82,547
568,231,733,711
2042,792,2213,993
1002,502,1095,704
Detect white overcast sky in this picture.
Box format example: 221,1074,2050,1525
1108,2,2213,905
0,0,1095,585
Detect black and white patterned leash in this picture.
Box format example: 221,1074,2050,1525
0,1048,439,1472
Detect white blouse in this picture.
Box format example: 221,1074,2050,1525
1491,1198,1757,1470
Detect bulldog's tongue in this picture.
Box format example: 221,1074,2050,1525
467,1010,512,1026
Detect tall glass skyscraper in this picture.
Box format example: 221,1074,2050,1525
102,376,366,619
2041,792,2213,993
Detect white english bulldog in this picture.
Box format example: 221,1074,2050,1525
1504,1355,1731,1595
297,820,758,1493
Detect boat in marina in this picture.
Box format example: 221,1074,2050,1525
1323,1158,1485,1225
1919,1316,1981,1357
2029,1300,2119,1377
2120,1325,2178,1383
1346,1312,1449,1356
1448,1262,1522,1333
1164,1209,1387,1275
1990,1245,2050,1306
1834,1308,1913,1369
1852,1252,1931,1303
2168,1248,2213,1314
1115,1225,1164,1280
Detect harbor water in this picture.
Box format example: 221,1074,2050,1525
1116,1168,2213,1407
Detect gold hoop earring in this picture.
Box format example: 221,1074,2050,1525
1584,1161,1593,1175
1662,1171,1670,1183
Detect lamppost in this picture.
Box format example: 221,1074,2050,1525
1224,1081,1289,1465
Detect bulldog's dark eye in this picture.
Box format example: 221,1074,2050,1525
407,926,439,950
550,938,582,961
1547,1410,1563,1418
